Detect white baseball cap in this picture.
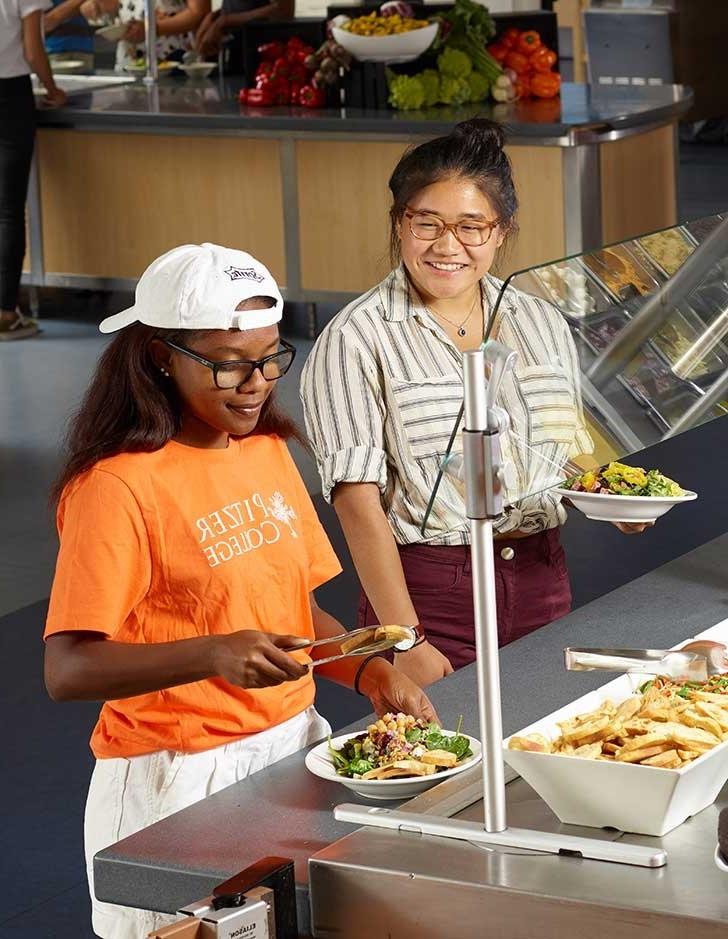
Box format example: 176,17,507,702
99,243,284,334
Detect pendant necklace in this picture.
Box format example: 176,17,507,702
428,285,482,337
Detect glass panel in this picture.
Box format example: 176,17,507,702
422,213,728,534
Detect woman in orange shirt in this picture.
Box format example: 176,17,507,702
43,243,436,939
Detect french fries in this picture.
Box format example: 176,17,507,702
508,675,728,770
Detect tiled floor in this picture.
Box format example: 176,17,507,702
2,141,727,939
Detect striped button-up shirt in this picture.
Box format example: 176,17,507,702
300,265,593,545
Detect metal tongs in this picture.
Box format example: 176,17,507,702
564,640,728,683
284,624,418,669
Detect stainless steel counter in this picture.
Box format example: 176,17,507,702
35,76,692,146
94,532,728,936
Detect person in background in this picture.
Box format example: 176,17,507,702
44,0,95,71
195,0,292,61
0,0,66,341
80,0,209,69
43,243,436,939
301,119,652,688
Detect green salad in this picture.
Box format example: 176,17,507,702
328,712,473,779
563,461,684,498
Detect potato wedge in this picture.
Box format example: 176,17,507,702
508,734,552,753
680,708,722,740
420,749,458,768
641,749,681,769
616,743,673,763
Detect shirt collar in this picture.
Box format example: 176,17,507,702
378,264,511,328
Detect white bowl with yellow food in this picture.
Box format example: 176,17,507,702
504,621,728,837
306,713,481,801
331,20,438,64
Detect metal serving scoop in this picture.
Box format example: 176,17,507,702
284,625,418,669
564,647,709,682
564,640,728,683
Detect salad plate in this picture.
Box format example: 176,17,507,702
306,717,481,801
557,461,697,523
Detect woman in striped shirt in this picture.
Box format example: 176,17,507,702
301,119,649,688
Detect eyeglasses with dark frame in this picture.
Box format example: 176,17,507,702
162,338,296,390
404,207,501,248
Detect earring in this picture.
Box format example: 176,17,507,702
160,367,170,377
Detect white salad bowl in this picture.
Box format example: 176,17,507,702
555,487,697,524
331,22,438,64
306,729,481,801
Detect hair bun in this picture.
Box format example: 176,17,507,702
453,118,506,151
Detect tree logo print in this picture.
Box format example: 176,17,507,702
268,492,298,538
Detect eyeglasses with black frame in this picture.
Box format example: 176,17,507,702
404,207,501,248
162,338,296,390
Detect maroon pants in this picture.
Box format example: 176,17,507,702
356,528,572,670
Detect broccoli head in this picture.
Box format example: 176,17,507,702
466,70,490,102
438,75,470,106
416,68,441,107
437,47,472,80
388,74,426,110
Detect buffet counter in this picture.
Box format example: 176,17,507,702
27,77,692,303
94,532,728,937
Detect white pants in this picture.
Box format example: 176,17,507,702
84,706,331,939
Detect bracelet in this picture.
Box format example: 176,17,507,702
353,652,387,695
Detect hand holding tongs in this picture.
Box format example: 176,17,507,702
284,624,419,669
564,640,728,683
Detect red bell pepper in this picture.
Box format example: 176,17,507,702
268,76,291,104
517,30,541,56
500,27,521,49
257,41,285,61
504,50,530,75
287,62,309,84
486,42,509,64
530,71,561,99
298,84,326,108
241,86,274,106
515,74,531,99
271,56,290,78
288,81,303,105
531,47,557,73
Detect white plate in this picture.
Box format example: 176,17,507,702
331,22,438,64
96,23,126,41
555,486,697,523
306,729,481,801
503,617,728,837
178,62,216,78
51,59,86,72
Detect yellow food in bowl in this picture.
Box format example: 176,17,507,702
342,13,430,35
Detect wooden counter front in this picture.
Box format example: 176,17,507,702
32,121,678,297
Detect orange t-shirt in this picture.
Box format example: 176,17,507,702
44,435,342,759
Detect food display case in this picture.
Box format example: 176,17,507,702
510,212,728,451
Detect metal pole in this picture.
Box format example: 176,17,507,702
143,0,158,84
463,349,506,833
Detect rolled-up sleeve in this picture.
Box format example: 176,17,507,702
300,322,387,503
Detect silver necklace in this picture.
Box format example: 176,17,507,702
428,286,482,337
